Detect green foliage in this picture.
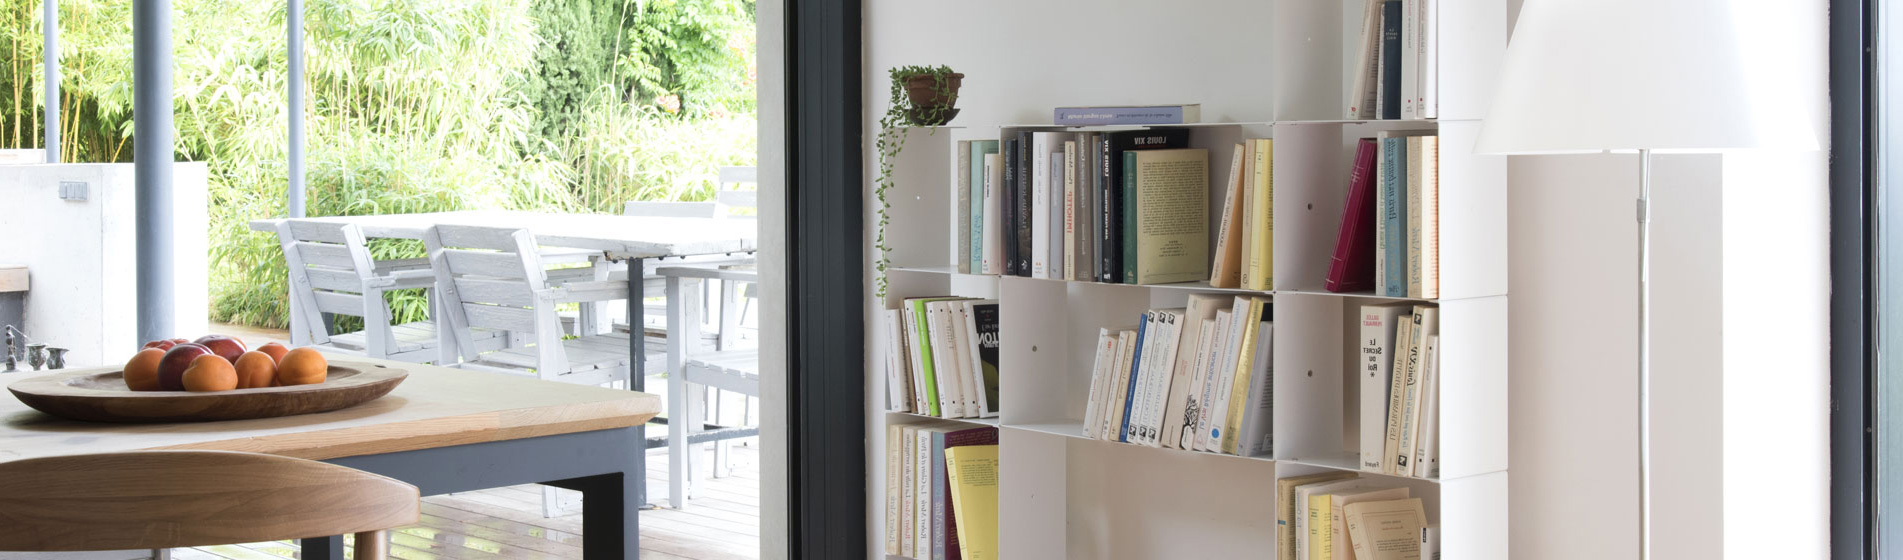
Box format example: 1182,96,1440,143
0,0,756,329
618,0,756,117
874,65,957,299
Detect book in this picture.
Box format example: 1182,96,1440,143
1413,334,1441,478
1396,306,1437,476
1075,136,1097,281
1278,472,1358,560
1104,329,1138,440
1344,498,1427,560
1050,150,1066,280
981,153,1004,274
1031,133,1054,279
1053,104,1202,126
1202,302,1249,452
1100,128,1191,283
1382,307,1421,474
926,301,970,418
1417,136,1440,299
1002,138,1021,276
1125,148,1210,284
1161,294,1228,448
1081,132,1101,282
885,424,903,555
1347,0,1383,119
1209,143,1248,288
1420,0,1438,119
1221,298,1268,454
1375,130,1432,296
901,305,930,413
968,301,1002,417
1405,136,1425,299
1246,138,1274,291
1332,486,1412,560
899,424,918,553
1138,308,1186,446
944,444,1000,560
1017,132,1034,276
947,301,981,418
915,425,953,559
941,427,999,560
1359,303,1411,472
1400,0,1417,120
1178,317,1219,449
970,140,999,273
1326,139,1381,293
958,140,972,274
907,297,966,416
1083,328,1118,438
1193,310,1233,451
1239,140,1256,291
884,309,912,412
1235,307,1275,457
1378,0,1403,119
1119,312,1151,442
1421,524,1441,560
1063,139,1078,280
1298,478,1388,560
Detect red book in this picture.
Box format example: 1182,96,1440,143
1325,139,1380,292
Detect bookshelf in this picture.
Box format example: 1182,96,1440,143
866,1,1507,558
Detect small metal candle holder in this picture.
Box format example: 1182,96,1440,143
25,343,45,371
45,347,67,370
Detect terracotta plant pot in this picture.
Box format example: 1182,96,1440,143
902,73,964,110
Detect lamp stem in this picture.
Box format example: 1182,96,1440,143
1637,148,1653,560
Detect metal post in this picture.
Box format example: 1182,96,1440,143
1636,148,1653,560
134,0,174,345
286,0,305,218
42,0,58,163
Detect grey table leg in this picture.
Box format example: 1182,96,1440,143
547,471,638,558
299,535,342,559
627,257,649,511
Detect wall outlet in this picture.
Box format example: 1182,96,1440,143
57,181,87,202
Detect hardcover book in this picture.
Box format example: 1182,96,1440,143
1125,148,1210,285
1001,138,1021,276
1053,104,1202,126
1326,139,1381,293
945,445,1001,560
1100,128,1191,283
1378,0,1403,119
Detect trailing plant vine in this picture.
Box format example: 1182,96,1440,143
873,65,958,299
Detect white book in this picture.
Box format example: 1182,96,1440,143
1180,318,1220,449
1359,304,1411,472
948,301,981,418
1400,0,1418,119
1030,133,1059,278
1083,328,1118,438
1162,294,1227,448
1193,310,1234,451
1142,309,1187,447
901,305,930,414
899,425,918,554
1414,334,1441,478
1049,151,1066,280
1420,0,1438,119
1398,306,1439,476
1419,136,1440,299
956,139,973,273
1384,307,1422,473
1121,312,1161,444
1204,298,1253,452
926,301,968,418
1106,329,1139,441
1236,319,1275,457
962,300,1001,418
885,424,902,554
1347,0,1384,119
885,309,911,413
1063,140,1077,281
981,153,1003,274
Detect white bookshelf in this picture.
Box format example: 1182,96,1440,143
865,1,1507,558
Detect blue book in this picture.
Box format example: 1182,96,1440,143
970,140,999,272
1054,104,1201,126
930,429,949,560
1120,313,1149,442
1378,137,1407,296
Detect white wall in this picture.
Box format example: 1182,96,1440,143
757,0,787,558
0,163,209,368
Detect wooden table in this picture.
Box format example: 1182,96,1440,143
0,358,661,559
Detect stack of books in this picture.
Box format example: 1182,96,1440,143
1278,472,1438,560
1347,0,1438,120
1358,303,1441,478
1081,294,1273,456
882,297,1001,419
884,424,999,560
955,131,1211,285
1325,132,1439,297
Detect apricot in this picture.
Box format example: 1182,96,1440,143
276,348,328,386
181,355,238,392
123,348,166,392
257,342,290,364
234,351,277,389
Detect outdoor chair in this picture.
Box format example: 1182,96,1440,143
0,450,419,559
277,220,506,363
658,265,761,510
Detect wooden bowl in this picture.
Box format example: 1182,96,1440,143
6,360,407,423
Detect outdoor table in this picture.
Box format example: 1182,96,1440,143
249,209,758,515
0,357,661,559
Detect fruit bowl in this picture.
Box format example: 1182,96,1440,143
6,360,406,423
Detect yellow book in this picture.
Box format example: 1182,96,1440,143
945,444,1000,560
1247,138,1274,291
1239,141,1257,290
1220,297,1268,453
1310,493,1336,560
1278,472,1357,560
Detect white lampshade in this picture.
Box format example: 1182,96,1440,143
1476,0,1817,154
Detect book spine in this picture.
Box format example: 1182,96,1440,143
900,426,917,554
1419,335,1441,478
885,309,909,412
1106,330,1137,440
915,428,931,558
932,430,949,560
1049,153,1066,280
1074,140,1093,282
1122,151,1139,284
1194,311,1232,451
1002,138,1020,277
1053,105,1193,126
1360,304,1407,471
1099,134,1119,283
969,142,991,274
1380,138,1408,297
1348,0,1383,118
1239,140,1256,291
982,153,1002,274
957,140,972,274
1252,139,1274,291
1222,299,1265,454
1400,0,1418,120
1379,0,1403,119
1135,310,1176,446
885,425,901,554
913,302,942,417
1120,313,1150,442
1063,140,1077,281
1406,136,1425,299
1422,0,1438,119
1421,136,1440,299
1211,143,1246,288
1083,329,1115,437
1017,132,1034,276
1084,133,1101,282
902,306,929,413
1237,317,1274,456
927,304,963,418
1383,307,1421,474
1031,134,1050,279
1327,139,1381,293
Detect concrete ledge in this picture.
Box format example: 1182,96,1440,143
0,265,24,293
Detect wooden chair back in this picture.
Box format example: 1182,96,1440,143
276,220,393,353
0,450,418,556
422,224,570,375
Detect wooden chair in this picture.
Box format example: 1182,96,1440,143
0,450,418,558
276,220,505,363
658,266,761,510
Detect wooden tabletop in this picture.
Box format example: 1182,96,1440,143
0,357,661,462
247,210,756,260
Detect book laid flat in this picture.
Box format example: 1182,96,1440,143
1344,498,1427,560
1124,147,1210,285
1277,472,1358,560
1054,104,1202,126
945,444,1001,560
1327,139,1381,293
1099,128,1191,283
1209,143,1248,288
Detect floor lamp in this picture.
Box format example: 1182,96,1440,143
1476,1,1812,557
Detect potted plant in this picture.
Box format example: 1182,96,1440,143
873,65,962,299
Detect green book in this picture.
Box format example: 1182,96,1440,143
909,297,966,416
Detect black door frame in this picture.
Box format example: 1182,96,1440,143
1831,0,1872,557
784,0,866,558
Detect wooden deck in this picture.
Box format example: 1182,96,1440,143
171,441,760,560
